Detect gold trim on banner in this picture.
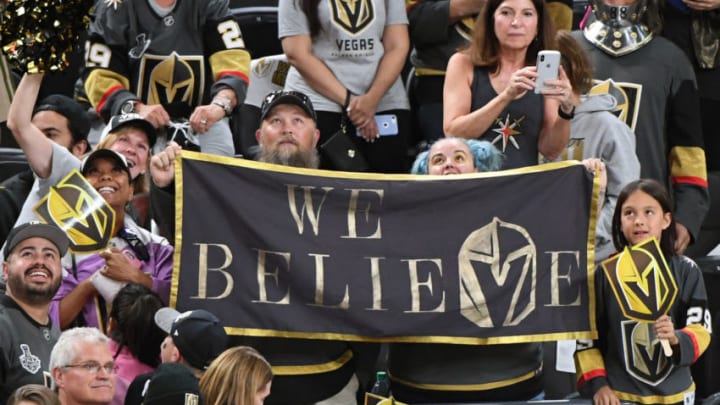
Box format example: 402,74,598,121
586,167,602,338
387,366,539,391
173,152,597,343
178,150,583,181
224,327,595,344
169,154,185,308
271,349,353,375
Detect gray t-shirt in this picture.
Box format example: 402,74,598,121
278,0,410,113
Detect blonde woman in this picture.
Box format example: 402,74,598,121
200,346,273,405
6,385,60,405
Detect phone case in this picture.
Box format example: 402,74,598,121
535,50,561,94
356,114,399,137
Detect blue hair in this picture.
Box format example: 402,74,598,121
411,138,503,174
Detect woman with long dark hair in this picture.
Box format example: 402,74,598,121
443,0,574,169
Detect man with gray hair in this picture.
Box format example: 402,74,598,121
49,327,115,405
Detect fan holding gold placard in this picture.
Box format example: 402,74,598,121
574,179,711,405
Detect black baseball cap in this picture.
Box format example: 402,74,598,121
154,308,228,370
4,222,69,258
101,113,156,147
259,90,317,122
34,94,91,144
80,149,132,180
141,363,204,405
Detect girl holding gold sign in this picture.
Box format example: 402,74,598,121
575,179,711,405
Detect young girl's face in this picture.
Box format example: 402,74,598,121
620,190,672,246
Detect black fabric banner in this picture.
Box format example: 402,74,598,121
172,152,600,344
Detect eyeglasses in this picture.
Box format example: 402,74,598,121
62,361,117,375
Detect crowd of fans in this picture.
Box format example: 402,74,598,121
0,0,718,404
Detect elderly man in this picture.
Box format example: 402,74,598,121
49,327,115,405
0,222,69,404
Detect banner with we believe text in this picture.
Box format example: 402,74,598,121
171,151,600,344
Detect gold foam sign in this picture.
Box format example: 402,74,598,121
33,170,115,253
601,237,677,322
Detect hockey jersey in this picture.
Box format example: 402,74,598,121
83,0,251,121
575,255,711,404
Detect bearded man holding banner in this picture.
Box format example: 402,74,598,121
150,90,378,405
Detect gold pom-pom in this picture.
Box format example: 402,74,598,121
1,0,95,73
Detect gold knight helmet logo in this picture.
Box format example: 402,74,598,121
588,78,641,131
330,0,374,35
621,320,673,385
601,238,678,322
458,217,537,328
148,52,195,106
33,171,116,252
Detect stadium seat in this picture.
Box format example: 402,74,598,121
0,147,28,182
703,392,720,405
230,4,282,59
693,255,720,401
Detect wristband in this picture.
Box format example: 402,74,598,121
343,88,353,110
558,105,575,120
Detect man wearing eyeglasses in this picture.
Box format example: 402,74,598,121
49,327,115,405
0,222,69,405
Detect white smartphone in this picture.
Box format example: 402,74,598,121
535,50,561,94
356,114,399,137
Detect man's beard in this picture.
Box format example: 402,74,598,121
6,265,61,306
258,142,320,169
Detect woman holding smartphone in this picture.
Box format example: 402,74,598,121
279,0,411,173
443,0,575,169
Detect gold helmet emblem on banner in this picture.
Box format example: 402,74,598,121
458,217,537,328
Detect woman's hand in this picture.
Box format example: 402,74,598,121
541,65,575,111
583,157,607,189
150,141,182,188
99,248,143,284
593,385,620,405
347,93,380,142
504,66,537,99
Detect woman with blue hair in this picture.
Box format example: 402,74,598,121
391,137,606,403
411,137,503,175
